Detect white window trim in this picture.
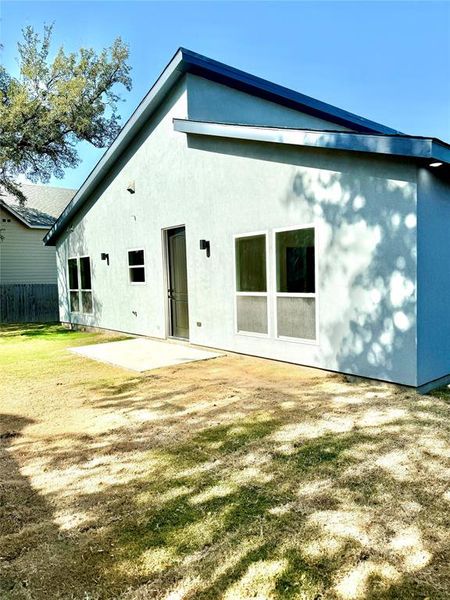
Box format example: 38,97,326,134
272,224,319,345
233,231,270,338
68,255,93,315
127,247,146,285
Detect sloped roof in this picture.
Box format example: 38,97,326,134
45,48,404,246
1,184,75,228
45,48,447,246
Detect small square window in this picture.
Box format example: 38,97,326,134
130,267,145,283
128,249,145,283
128,250,144,267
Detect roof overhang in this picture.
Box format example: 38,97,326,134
44,48,402,246
173,119,450,165
0,200,50,229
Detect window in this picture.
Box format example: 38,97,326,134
68,257,93,314
68,258,79,312
128,249,145,283
235,234,268,334
275,227,316,340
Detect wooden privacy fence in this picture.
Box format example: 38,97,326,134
0,284,59,323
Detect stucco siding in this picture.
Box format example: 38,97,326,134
186,74,352,131
417,169,450,386
0,208,56,284
56,76,419,386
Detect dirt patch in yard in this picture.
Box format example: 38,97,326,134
1,324,449,599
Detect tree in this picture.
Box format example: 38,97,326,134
0,25,132,202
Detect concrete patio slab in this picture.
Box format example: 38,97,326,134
70,337,223,372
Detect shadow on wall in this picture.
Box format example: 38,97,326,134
56,219,104,328
188,135,417,384
286,165,416,385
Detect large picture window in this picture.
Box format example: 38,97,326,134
275,227,316,340
68,257,93,314
235,234,268,335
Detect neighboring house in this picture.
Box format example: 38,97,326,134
1,184,75,322
45,48,450,392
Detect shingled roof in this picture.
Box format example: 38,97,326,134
1,184,75,228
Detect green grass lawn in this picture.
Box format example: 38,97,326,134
1,324,449,599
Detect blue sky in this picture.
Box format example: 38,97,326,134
2,1,450,189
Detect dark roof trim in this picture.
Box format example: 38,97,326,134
178,49,401,135
173,119,450,164
0,200,49,229
44,48,186,245
44,48,409,245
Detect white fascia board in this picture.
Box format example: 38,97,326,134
173,119,450,164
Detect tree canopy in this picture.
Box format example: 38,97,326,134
0,25,132,202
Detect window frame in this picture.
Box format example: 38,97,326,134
272,224,319,345
127,247,146,285
67,255,93,315
233,231,270,338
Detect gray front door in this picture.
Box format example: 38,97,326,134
167,227,189,339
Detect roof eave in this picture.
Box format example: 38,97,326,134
173,119,450,165
431,140,450,164
179,48,400,135
0,201,51,229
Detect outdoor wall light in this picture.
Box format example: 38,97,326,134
199,239,210,258
429,162,443,168
101,252,110,265
127,180,135,194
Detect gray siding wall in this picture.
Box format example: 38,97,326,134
417,169,450,386
0,208,57,284
56,75,418,386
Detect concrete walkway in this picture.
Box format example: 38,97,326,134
70,337,223,372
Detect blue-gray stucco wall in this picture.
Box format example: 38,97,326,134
417,168,450,386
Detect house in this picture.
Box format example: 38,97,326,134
44,48,450,392
1,184,75,322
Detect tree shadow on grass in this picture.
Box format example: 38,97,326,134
2,372,450,599
0,414,63,597
0,323,73,338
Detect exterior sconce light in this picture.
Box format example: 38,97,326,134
127,180,135,194
101,252,110,265
199,239,210,258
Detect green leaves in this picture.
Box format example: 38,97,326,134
0,25,132,201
